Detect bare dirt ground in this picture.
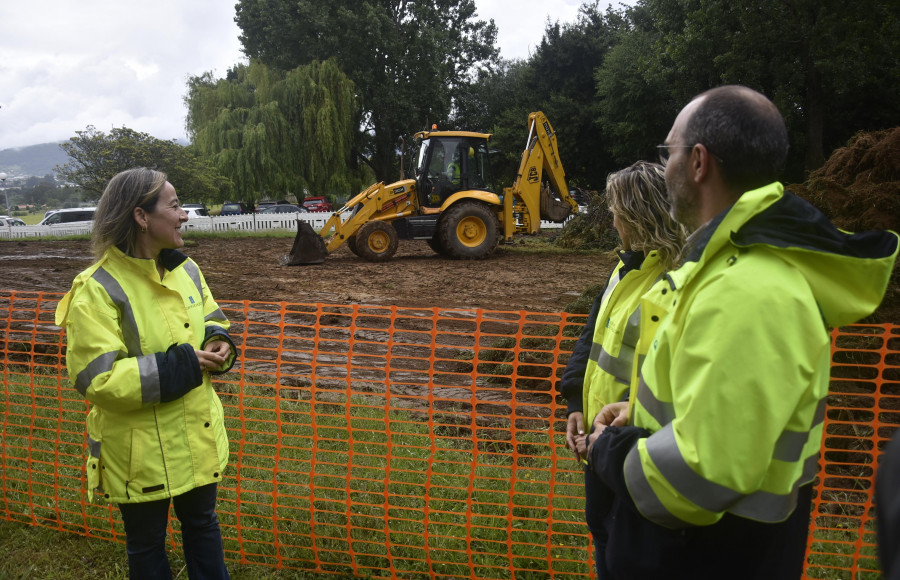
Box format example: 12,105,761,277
0,235,616,313
2,233,897,321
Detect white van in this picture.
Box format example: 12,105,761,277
39,207,96,226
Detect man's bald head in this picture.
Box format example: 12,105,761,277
682,85,789,193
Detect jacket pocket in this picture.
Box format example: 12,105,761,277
128,429,144,482
85,437,103,501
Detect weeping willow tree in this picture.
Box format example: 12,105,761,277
185,58,362,204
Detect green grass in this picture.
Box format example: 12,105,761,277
1,367,592,579
0,518,352,579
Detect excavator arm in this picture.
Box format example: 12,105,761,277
501,111,578,241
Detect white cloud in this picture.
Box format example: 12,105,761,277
0,0,626,151
477,0,585,60
0,0,244,150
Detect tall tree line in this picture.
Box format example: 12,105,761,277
180,0,898,200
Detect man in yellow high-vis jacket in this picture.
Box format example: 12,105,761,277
586,86,898,579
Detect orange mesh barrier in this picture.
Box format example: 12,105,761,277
1,289,896,579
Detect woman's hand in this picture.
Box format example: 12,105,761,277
587,401,630,452
195,340,231,372
566,412,586,461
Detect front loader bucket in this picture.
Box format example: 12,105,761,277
285,220,328,265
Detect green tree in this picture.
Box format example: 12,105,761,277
57,127,229,201
234,0,499,181
525,3,627,188
185,59,361,204
455,2,630,190
605,0,900,178
451,58,537,189
19,175,59,207
595,3,675,166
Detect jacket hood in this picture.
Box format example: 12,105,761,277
729,185,898,327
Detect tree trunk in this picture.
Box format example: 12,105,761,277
804,61,826,173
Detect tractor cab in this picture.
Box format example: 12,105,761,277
413,131,494,208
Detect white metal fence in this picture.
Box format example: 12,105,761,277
0,210,570,240
0,212,332,240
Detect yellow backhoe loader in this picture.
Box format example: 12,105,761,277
286,111,578,264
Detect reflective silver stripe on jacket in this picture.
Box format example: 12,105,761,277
182,260,204,302
74,350,120,395
87,437,101,458
635,374,675,426
727,453,819,521
89,268,162,405
183,260,226,323
92,268,143,356
600,265,624,305
76,350,161,405
137,353,162,405
628,422,822,525
205,309,226,323
623,445,685,529
771,399,825,461
590,307,641,385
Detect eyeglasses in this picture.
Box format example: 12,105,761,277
656,144,695,167
656,144,724,167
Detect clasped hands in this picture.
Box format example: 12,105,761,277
194,340,231,373
565,401,630,462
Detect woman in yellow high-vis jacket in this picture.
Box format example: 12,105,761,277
559,161,685,578
55,168,237,579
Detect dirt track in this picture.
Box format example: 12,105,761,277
0,235,615,312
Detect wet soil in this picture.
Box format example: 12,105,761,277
0,236,615,313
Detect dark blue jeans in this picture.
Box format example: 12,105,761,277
118,483,230,580
584,463,614,579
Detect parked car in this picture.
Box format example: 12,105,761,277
259,204,302,214
255,200,279,212
39,207,96,226
568,188,591,207
301,196,334,212
184,207,210,219
182,203,209,214
0,217,26,226
220,202,250,216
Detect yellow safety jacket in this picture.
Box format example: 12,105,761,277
55,247,235,503
582,251,663,427
623,183,899,528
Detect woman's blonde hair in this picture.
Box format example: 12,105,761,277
605,161,686,271
91,168,168,260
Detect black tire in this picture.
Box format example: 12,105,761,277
355,221,399,262
437,201,500,260
346,235,360,256
427,233,445,256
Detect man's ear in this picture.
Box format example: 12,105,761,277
690,144,713,184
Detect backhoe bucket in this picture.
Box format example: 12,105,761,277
285,220,328,265
540,183,574,222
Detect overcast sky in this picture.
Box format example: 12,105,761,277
0,0,624,151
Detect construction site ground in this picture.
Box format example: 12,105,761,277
0,235,617,314
1,232,898,322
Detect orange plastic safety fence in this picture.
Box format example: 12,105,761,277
803,324,898,580
1,289,896,579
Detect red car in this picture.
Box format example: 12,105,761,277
301,196,334,212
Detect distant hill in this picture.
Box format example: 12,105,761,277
0,143,69,178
